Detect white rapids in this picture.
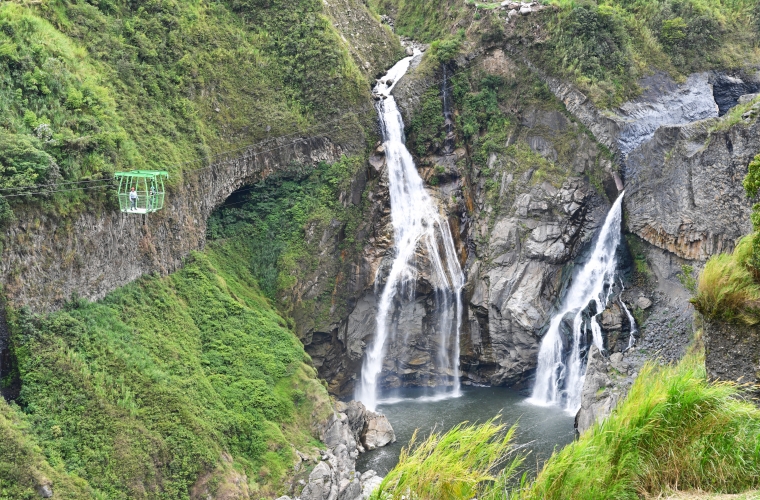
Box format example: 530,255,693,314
355,53,465,412
529,192,625,413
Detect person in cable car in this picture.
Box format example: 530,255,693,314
129,187,138,210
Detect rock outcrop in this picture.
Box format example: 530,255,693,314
704,319,760,399
575,346,632,434
284,402,392,500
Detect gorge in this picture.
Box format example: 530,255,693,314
1,0,760,498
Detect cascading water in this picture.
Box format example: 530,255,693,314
618,278,638,351
529,193,625,413
356,53,465,412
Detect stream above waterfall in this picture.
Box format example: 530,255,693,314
355,386,575,477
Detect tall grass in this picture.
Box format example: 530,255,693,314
514,347,760,499
377,349,760,500
370,417,524,500
693,235,760,325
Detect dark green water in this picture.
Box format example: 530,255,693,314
355,386,575,477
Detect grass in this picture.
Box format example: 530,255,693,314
374,345,760,500
710,94,760,133
4,239,333,498
517,345,760,499
369,417,524,500
692,235,760,325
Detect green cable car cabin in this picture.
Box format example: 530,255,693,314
115,170,169,214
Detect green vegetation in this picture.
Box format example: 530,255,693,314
207,155,369,327
3,241,332,498
519,347,760,498
693,153,760,324
369,0,469,42
0,0,368,215
374,347,760,499
0,400,93,499
528,1,760,107
369,418,524,500
693,235,760,325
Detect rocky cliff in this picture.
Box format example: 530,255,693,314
1,137,345,311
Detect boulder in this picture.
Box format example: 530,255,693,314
361,474,383,500
361,412,396,450
36,485,53,499
636,296,652,310
601,304,623,331
300,462,334,500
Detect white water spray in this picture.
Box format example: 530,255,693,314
529,193,625,413
355,54,465,411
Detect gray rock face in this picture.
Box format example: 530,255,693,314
624,116,759,261
298,403,392,500
710,72,760,116
576,346,621,434
704,319,760,399
614,72,718,156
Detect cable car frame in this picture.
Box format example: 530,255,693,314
115,170,169,214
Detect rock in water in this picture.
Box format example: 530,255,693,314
340,400,396,451
362,412,395,450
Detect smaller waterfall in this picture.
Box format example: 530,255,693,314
356,54,465,412
618,278,638,351
620,299,637,350
529,193,625,412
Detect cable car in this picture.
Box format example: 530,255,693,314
115,170,169,214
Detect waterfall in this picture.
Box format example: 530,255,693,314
529,193,625,413
617,277,638,350
356,54,465,412
620,299,637,350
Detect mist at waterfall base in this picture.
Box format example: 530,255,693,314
529,193,626,413
355,53,465,412
356,386,575,477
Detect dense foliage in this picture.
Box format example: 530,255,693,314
207,155,367,318
0,0,367,212
2,242,331,498
533,0,760,106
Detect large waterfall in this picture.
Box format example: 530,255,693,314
529,193,625,412
355,54,465,412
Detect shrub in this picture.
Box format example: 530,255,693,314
370,417,524,500
693,236,760,325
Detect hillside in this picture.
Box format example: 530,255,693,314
2,0,760,499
